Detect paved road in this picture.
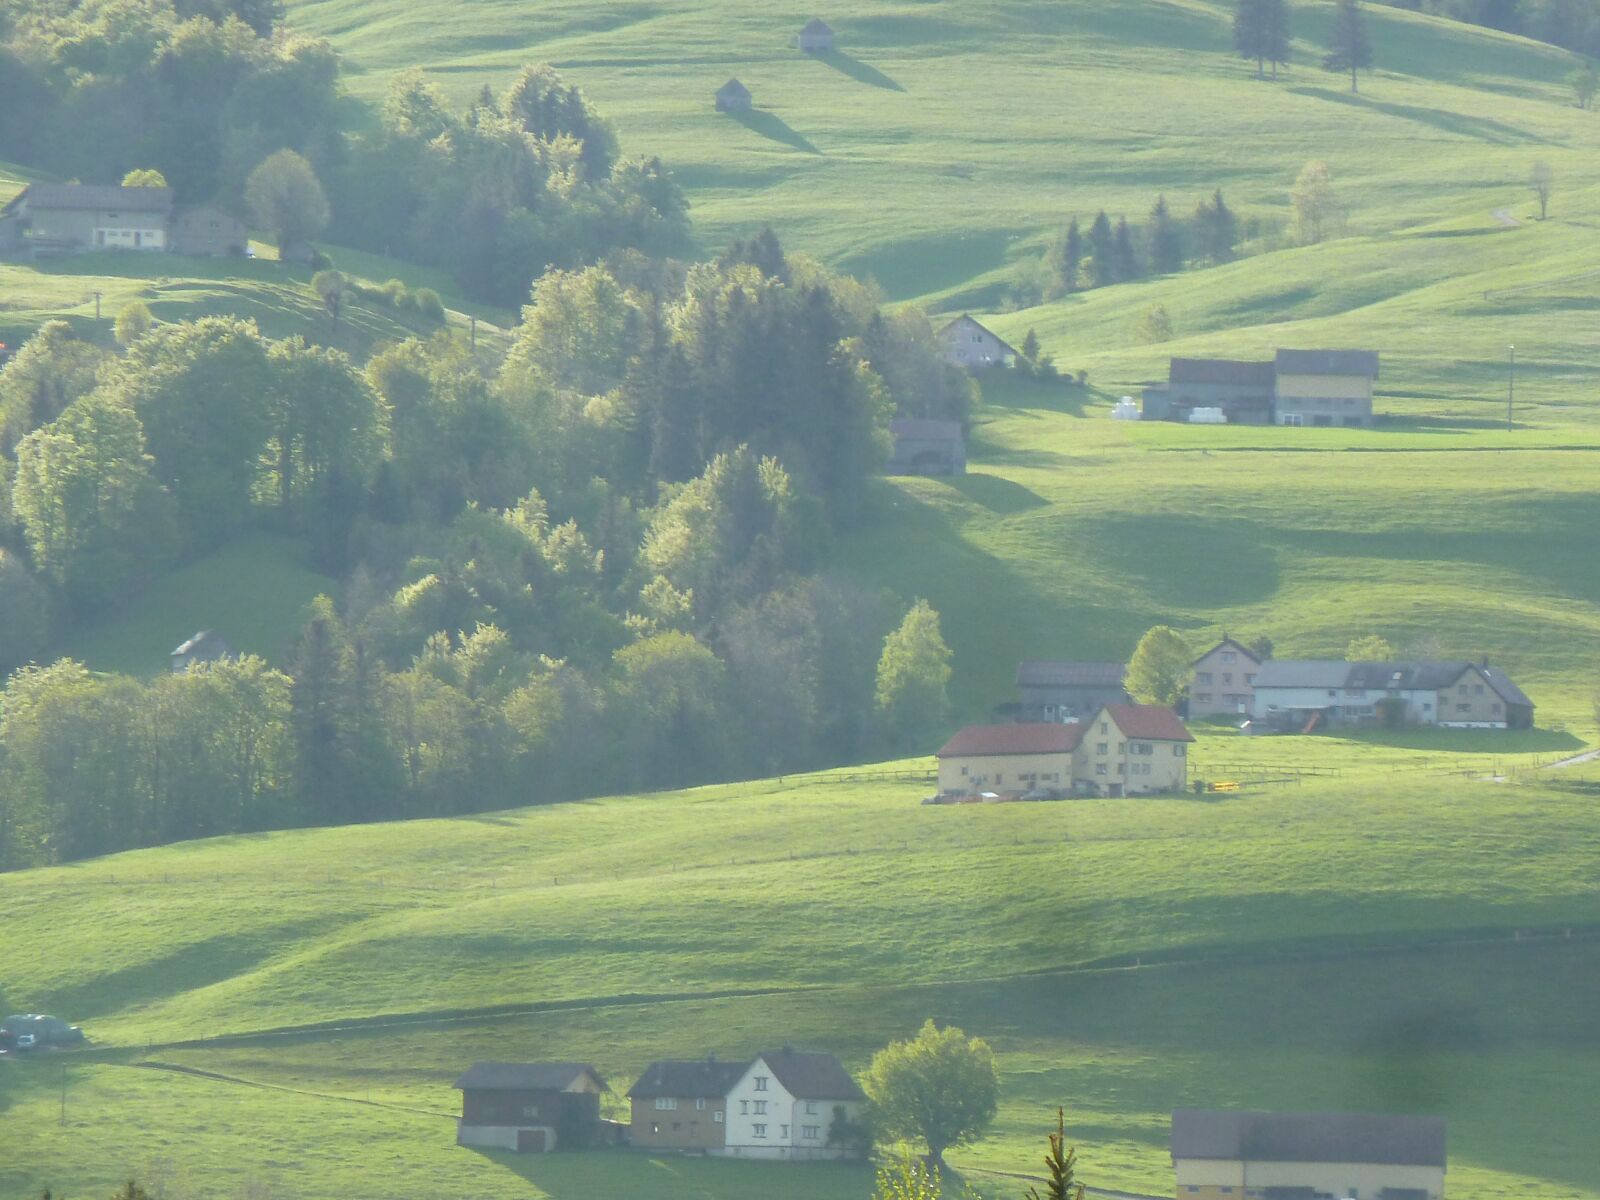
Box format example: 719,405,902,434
1493,208,1521,227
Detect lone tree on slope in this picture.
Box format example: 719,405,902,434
1126,625,1192,706
245,149,330,259
862,1020,999,1171
1530,159,1554,219
1323,0,1373,93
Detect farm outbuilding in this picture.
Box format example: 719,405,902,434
798,18,835,52
716,78,753,112
886,417,965,476
454,1062,609,1153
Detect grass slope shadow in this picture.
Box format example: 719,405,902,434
726,108,821,154
1286,86,1547,145
814,49,904,91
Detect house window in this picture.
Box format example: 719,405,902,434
1222,673,1233,684
754,1100,767,1115
1221,651,1236,662
1458,684,1469,694
1474,684,1485,695
1195,692,1212,702
805,1101,817,1114
780,1124,790,1138
803,1124,820,1139
753,1123,768,1138
655,1097,677,1110
1096,742,1108,754
1245,673,1255,684
1283,414,1303,426
1174,745,1185,756
696,1098,706,1110
714,1111,724,1123
1095,763,1107,776
651,1122,660,1134
1196,672,1212,684
1457,703,1470,713
522,1105,540,1118
740,1100,749,1114
1099,722,1108,733
754,1076,768,1092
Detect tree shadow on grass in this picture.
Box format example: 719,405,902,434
944,472,1049,515
813,49,905,91
1287,86,1549,145
726,108,821,154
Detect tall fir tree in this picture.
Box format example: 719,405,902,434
1086,211,1116,288
1323,0,1373,93
1234,0,1271,76
1147,194,1184,274
1113,216,1140,282
1194,188,1239,262
1263,0,1292,78
1055,217,1084,294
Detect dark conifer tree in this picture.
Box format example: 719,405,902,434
1086,211,1116,287
1148,194,1184,274
1324,0,1373,92
1113,216,1140,282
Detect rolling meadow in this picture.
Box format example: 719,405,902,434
2,1,1600,1198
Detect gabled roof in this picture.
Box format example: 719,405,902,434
937,722,1085,758
717,78,751,98
937,314,1021,357
1275,349,1380,378
890,417,963,442
453,1062,608,1092
1250,660,1354,691
1345,661,1470,692
1480,664,1533,708
1171,1109,1446,1168
1169,358,1275,387
18,184,174,214
1101,703,1194,742
628,1058,749,1099
1192,637,1262,668
754,1047,865,1101
1016,661,1127,688
800,18,834,34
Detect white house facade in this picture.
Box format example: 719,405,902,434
717,1049,864,1160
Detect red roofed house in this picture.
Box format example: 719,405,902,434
937,705,1193,797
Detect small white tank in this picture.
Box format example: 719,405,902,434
1188,406,1227,424
1110,397,1141,420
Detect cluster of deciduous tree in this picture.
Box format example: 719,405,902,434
1031,190,1238,301
0,0,339,203
328,65,691,305
0,233,969,869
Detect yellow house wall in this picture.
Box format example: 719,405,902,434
1437,667,1509,725
1174,1157,1444,1199
1074,710,1188,795
937,750,1074,793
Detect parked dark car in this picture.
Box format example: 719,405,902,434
0,1014,85,1050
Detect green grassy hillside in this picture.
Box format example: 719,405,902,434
0,755,1596,1199
284,0,1596,297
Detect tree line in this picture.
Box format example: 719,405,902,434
0,2,688,305
1234,0,1374,93
0,231,974,870
1384,0,1600,57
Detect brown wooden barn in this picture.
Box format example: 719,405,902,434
454,1062,609,1152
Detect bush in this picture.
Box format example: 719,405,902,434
413,288,445,322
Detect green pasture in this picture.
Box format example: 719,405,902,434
0,762,1597,1199
283,0,1600,294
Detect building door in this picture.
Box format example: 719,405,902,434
516,1129,547,1153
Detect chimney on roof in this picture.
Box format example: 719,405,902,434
781,1041,794,1055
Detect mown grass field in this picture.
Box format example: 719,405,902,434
1,755,1598,1200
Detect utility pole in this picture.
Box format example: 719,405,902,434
470,314,477,351
1507,344,1515,431
93,290,102,321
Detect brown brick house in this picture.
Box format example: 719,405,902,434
627,1057,749,1152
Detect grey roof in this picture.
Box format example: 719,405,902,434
1345,661,1472,692
628,1058,750,1099
453,1062,608,1092
20,184,174,214
1481,665,1533,708
756,1047,865,1101
1169,358,1275,387
1016,661,1127,689
800,18,833,34
718,78,751,98
1275,349,1380,378
890,417,963,442
1249,660,1353,691
1171,1109,1446,1168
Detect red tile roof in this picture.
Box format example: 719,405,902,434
937,723,1085,757
1104,704,1194,742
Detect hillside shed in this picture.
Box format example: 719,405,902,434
455,1062,608,1153
798,18,835,52
937,314,1018,370
171,205,248,256
716,78,753,112
886,417,965,475
1015,660,1130,722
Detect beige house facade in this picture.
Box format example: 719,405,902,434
938,314,1018,370
1172,1109,1446,1200
1273,350,1379,427
627,1058,745,1152
1189,637,1263,719
937,706,1193,797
